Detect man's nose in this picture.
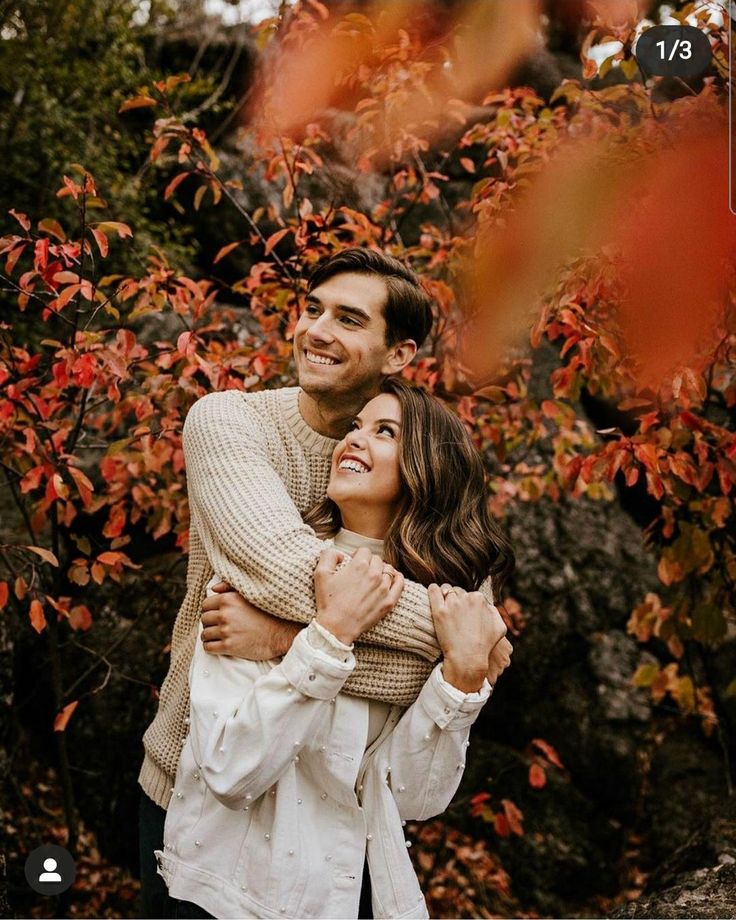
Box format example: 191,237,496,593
306,312,335,343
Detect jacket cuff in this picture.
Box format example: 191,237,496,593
307,618,354,662
279,621,355,699
419,663,492,730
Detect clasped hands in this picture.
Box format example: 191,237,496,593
200,547,513,688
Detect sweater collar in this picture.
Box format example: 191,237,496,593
333,527,385,557
281,387,339,458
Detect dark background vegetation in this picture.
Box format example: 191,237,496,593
1,1,734,918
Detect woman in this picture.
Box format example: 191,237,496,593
156,377,514,919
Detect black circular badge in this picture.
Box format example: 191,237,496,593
24,844,76,896
634,24,712,78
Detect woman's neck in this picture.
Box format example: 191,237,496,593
338,505,392,542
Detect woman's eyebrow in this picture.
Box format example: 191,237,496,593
352,416,400,427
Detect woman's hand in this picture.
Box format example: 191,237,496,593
314,546,405,646
428,584,508,693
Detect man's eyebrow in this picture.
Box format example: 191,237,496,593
337,304,372,322
305,294,372,323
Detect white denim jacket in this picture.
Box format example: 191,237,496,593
157,613,491,919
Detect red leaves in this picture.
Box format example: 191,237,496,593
177,331,197,356
495,799,524,837
71,353,97,388
90,227,108,258
9,209,30,231
0,582,8,610
528,763,546,788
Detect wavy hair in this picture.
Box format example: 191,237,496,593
303,377,515,598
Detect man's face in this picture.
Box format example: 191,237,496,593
293,271,400,401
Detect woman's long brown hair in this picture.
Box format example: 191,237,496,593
303,377,515,598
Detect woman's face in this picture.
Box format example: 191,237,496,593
327,393,403,517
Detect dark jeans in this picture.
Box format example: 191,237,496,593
140,789,370,919
138,791,214,919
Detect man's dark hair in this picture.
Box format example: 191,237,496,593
307,248,434,348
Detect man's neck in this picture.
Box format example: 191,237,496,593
298,388,377,439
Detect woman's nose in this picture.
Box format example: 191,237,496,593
345,429,366,449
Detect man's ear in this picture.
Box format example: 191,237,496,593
381,339,417,375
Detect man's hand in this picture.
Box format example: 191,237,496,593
487,636,513,685
201,583,300,660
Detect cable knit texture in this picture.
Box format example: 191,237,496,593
139,386,448,809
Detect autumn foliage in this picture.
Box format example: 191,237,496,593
1,0,734,916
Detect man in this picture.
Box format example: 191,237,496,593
138,248,512,917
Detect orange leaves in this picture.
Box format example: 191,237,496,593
632,661,717,735
213,240,243,264
92,221,132,240
29,599,46,634
264,228,291,255
164,172,190,201
248,0,539,174
90,227,108,258
118,94,157,113
53,700,79,732
24,545,59,567
0,582,8,610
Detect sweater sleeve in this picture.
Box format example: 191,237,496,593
183,390,440,661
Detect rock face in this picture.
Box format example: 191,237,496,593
609,797,736,919
457,439,735,916
452,489,666,915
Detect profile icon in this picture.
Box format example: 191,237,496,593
24,844,75,895
38,857,62,882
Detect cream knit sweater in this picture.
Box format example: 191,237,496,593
139,386,448,809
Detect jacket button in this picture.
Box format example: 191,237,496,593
308,674,315,681
321,792,328,800
264,833,271,840
288,849,295,855
194,840,202,847
366,834,373,841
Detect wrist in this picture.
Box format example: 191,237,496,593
442,659,486,693
315,609,357,646
276,620,301,657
